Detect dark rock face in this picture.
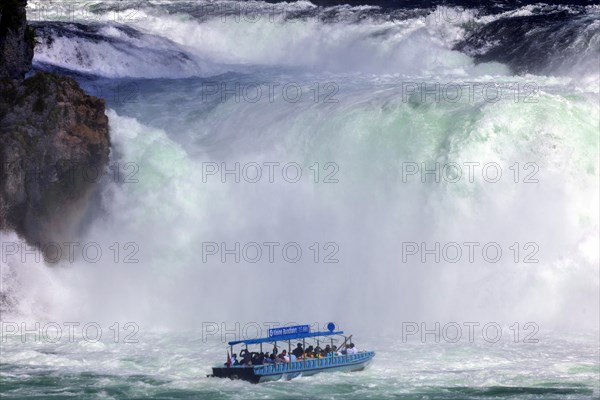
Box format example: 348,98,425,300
0,1,110,254
0,0,34,80
453,8,596,75
0,73,110,248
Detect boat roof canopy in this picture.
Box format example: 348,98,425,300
228,330,344,346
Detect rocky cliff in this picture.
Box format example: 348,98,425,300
0,0,34,79
0,0,110,254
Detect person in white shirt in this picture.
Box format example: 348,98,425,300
346,343,358,355
280,349,290,362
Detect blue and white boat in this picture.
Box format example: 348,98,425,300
210,323,375,383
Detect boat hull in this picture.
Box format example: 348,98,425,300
211,352,375,383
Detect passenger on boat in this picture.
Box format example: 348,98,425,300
346,343,358,355
325,346,337,357
306,345,314,355
314,346,322,358
231,353,238,365
276,350,288,363
239,349,253,365
263,353,275,364
292,343,304,358
251,352,264,365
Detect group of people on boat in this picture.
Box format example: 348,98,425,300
228,342,359,366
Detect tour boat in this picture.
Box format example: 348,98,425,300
209,323,375,383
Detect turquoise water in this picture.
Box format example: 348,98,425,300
1,332,598,399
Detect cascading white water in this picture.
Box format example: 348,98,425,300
2,0,598,334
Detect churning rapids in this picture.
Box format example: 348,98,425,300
1,1,599,399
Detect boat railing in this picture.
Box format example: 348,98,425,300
251,351,374,375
